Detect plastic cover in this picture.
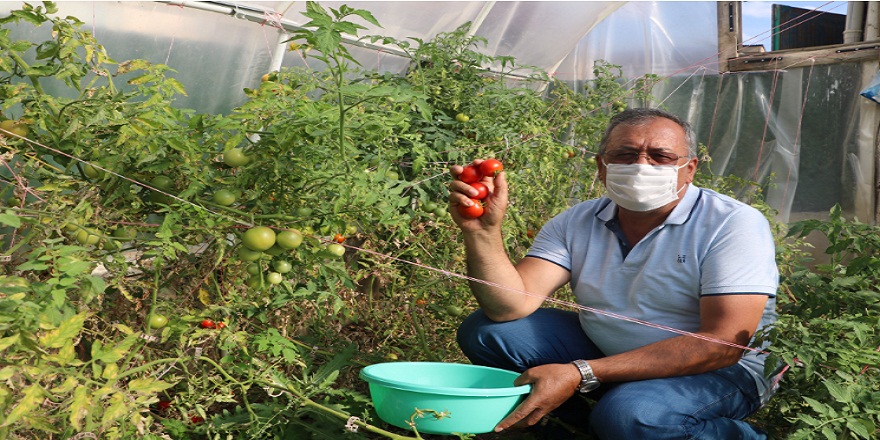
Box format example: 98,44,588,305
1,1,873,222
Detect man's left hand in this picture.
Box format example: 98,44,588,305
494,363,582,432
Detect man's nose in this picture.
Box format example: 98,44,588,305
634,152,652,164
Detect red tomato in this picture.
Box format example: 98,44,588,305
479,159,504,177
333,233,345,243
216,322,227,329
470,182,489,200
157,400,172,411
200,319,216,329
457,200,484,219
458,165,482,184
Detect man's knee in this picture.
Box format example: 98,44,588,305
589,386,688,439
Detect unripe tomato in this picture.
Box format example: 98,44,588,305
479,159,504,177
275,229,303,249
223,148,250,167
150,175,174,191
75,229,100,245
246,263,261,276
470,182,489,200
149,314,168,329
242,226,276,251
422,201,438,213
237,247,263,261
200,319,216,329
457,200,484,219
327,243,345,257
83,164,104,179
266,272,283,284
458,165,481,184
212,189,237,206
272,260,292,273
455,113,470,123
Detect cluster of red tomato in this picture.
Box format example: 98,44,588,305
199,319,226,329
456,159,503,219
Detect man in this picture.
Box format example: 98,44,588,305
448,108,778,439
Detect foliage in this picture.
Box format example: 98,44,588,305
753,204,880,439
0,2,876,439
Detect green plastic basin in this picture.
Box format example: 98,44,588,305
360,362,531,435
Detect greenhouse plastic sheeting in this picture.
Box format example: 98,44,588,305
0,1,874,223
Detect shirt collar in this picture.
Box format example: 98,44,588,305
597,184,701,225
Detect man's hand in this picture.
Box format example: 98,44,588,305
448,160,508,233
494,363,582,432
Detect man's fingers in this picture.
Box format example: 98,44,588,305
495,398,549,432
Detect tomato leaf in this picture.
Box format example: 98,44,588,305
1,384,43,427
0,211,21,228
69,385,91,430
39,312,87,349
127,376,174,394
101,392,128,427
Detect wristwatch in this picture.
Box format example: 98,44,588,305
572,359,600,393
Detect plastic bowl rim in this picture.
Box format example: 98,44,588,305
360,362,532,397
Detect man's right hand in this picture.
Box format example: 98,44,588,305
448,159,508,232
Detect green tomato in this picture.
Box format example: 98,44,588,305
272,260,292,273
247,276,265,290
433,207,447,217
265,245,285,256
150,175,174,191
149,314,168,329
223,148,250,167
327,243,345,257
246,263,261,276
212,189,237,206
275,229,303,249
422,201,438,212
266,272,283,284
83,164,104,180
241,226,276,251
238,247,263,262
112,226,137,240
75,229,100,245
295,207,313,217
455,113,470,123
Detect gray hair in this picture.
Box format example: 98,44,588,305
597,108,697,158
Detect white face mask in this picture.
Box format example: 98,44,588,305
604,163,687,212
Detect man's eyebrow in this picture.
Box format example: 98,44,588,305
610,145,676,152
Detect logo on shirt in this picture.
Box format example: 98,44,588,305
677,254,686,263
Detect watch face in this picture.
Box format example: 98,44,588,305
580,380,600,393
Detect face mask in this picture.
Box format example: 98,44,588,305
604,163,687,212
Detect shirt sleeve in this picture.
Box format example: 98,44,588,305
700,205,779,297
526,209,573,271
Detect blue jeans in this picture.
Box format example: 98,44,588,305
456,308,768,439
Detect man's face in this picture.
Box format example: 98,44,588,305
597,117,698,192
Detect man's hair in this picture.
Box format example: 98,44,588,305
597,108,697,158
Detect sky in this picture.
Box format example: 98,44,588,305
741,1,849,46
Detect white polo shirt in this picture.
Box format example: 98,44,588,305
527,185,779,397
